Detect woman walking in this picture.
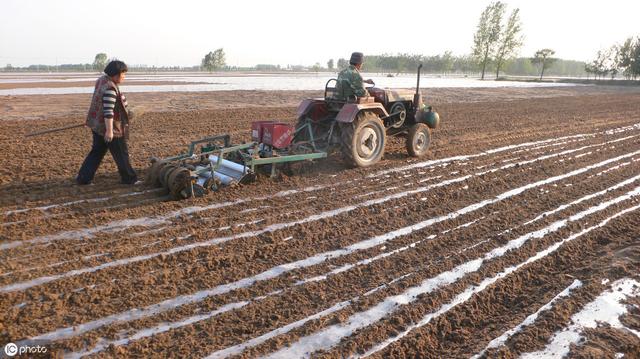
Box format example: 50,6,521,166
76,60,138,185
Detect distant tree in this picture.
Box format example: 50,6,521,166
201,48,226,72
312,62,322,72
327,59,334,70
531,49,556,80
584,63,596,80
617,37,634,79
617,36,640,80
453,55,477,74
604,46,620,79
255,64,281,71
5,64,13,71
214,48,226,69
441,51,454,74
337,58,348,70
93,53,108,71
633,39,640,80
395,54,408,74
494,8,523,79
588,50,609,80
472,1,506,80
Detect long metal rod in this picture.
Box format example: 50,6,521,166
25,123,84,137
247,152,327,166
164,141,256,162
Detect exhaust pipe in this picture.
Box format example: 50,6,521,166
413,64,423,108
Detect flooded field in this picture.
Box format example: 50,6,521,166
0,72,578,96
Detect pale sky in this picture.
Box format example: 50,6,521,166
0,0,638,67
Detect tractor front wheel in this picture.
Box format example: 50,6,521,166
406,123,431,157
340,112,386,167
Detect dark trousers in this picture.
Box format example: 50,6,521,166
77,131,138,184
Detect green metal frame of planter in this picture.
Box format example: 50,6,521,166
160,134,328,178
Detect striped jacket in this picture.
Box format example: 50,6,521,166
86,75,130,138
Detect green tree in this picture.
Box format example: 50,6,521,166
395,54,408,74
201,48,226,72
632,39,640,80
617,36,640,80
472,1,506,79
441,51,454,74
337,58,348,70
531,49,556,80
494,8,523,79
584,63,596,79
93,53,108,71
311,62,322,72
604,46,620,79
327,59,334,70
588,50,609,80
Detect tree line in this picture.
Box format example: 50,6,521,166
585,37,640,80
3,2,638,82
322,53,585,77
0,52,590,77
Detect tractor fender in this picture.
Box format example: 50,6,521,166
336,103,389,123
296,99,325,119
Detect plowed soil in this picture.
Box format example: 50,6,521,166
1,86,639,358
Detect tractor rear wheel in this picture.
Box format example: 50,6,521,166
406,123,431,157
340,111,386,167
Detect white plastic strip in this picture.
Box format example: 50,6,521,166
64,301,249,359
10,148,640,345
356,204,640,358
470,279,583,359
264,195,640,358
4,124,627,250
520,279,640,359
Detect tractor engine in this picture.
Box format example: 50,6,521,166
367,87,419,130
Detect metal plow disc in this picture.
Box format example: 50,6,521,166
159,164,177,188
146,159,168,187
167,167,202,199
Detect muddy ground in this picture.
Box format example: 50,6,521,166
1,86,639,358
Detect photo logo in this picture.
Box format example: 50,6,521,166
3,342,48,357
4,343,18,357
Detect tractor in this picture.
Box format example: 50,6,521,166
146,64,440,199
294,64,440,167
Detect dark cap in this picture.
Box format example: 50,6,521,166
350,52,364,65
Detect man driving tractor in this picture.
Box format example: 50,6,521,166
335,52,375,101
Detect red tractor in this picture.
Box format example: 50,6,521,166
294,64,440,167
146,65,441,199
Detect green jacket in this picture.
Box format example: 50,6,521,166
336,65,367,100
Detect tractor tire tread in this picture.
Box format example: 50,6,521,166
340,111,386,167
